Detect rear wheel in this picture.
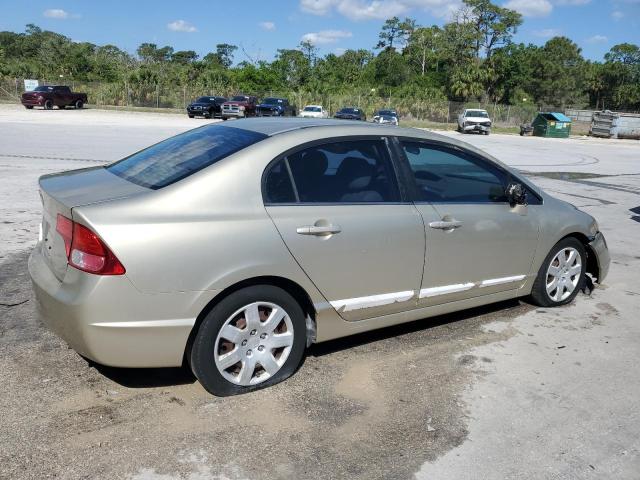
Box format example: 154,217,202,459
74,99,84,109
530,237,586,307
44,99,53,110
190,285,306,396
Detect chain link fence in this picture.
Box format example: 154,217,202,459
0,76,569,127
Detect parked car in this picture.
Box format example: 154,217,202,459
373,109,399,125
299,105,329,118
334,107,366,121
21,85,88,110
256,97,296,117
29,119,609,396
520,122,534,136
187,96,227,118
457,109,492,134
221,95,258,120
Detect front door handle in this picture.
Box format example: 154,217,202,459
429,220,462,230
296,225,342,236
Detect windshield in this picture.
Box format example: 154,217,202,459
304,106,321,112
107,125,267,189
339,108,358,114
467,110,489,118
377,110,396,116
33,86,54,92
231,96,249,102
262,98,283,105
196,97,214,103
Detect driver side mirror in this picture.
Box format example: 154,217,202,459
506,183,527,206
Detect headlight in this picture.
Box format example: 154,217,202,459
239,106,245,110
589,219,599,236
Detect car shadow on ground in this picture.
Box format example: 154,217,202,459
89,298,525,389
308,298,523,357
89,362,197,388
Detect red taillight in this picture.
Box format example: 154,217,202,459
55,215,125,275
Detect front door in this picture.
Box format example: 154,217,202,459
264,138,425,321
398,139,540,306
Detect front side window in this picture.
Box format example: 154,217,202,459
107,125,267,189
401,141,508,203
265,140,400,204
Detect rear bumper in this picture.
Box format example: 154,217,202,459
589,231,610,283
28,245,207,368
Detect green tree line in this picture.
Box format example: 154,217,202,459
1,0,639,112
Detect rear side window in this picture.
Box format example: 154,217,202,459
107,125,267,189
264,159,296,203
401,141,508,203
265,139,400,204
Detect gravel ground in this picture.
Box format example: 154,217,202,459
0,104,638,479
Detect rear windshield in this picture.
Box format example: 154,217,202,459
304,106,321,112
106,125,267,189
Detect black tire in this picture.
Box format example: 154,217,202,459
25,105,33,109
75,100,84,109
190,285,306,396
530,237,586,307
44,99,53,110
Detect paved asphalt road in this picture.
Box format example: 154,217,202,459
0,105,638,479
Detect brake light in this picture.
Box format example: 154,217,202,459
55,214,125,275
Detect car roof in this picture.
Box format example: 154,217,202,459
219,118,510,169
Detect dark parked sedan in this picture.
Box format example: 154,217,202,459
256,98,296,117
187,96,227,118
334,107,366,121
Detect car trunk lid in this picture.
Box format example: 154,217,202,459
38,166,149,280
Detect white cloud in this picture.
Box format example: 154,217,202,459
300,0,461,21
586,34,608,43
554,0,590,5
503,0,553,17
611,10,624,20
259,21,276,30
334,47,347,55
43,9,69,19
167,20,197,32
533,28,561,38
301,30,353,45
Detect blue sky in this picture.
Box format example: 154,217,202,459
1,0,639,62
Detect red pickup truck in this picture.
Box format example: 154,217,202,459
21,85,88,110
221,95,258,120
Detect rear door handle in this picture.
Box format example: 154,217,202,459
296,225,342,235
429,220,462,230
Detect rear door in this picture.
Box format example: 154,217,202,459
396,139,540,306
264,137,425,321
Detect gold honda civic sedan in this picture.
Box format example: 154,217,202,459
29,118,610,396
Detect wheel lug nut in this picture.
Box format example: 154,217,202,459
258,346,264,352
250,329,257,336
260,333,267,339
246,349,252,356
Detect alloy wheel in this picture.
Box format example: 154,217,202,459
214,302,294,386
546,247,582,302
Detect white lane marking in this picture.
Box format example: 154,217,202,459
331,291,415,312
479,275,526,288
419,283,475,299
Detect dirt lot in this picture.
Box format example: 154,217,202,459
0,104,639,479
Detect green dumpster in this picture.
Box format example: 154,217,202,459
532,112,572,138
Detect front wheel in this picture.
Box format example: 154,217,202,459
530,237,586,307
190,285,306,396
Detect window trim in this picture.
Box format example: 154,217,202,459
392,136,543,205
262,135,410,206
